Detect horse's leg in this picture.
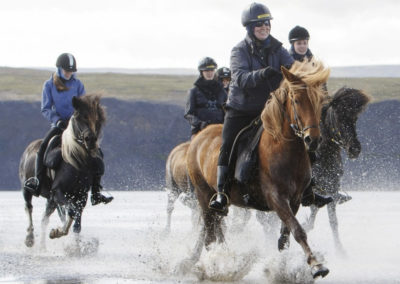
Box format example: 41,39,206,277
164,188,179,234
56,205,66,224
49,212,73,239
40,199,57,250
278,222,291,251
303,205,319,232
23,189,35,247
273,198,329,278
327,202,345,254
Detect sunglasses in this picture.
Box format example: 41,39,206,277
254,20,270,27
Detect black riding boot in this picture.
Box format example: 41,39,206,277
91,175,113,206
209,165,229,214
24,153,44,197
301,178,333,208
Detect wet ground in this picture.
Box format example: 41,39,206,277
0,190,399,283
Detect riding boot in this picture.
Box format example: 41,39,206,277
24,153,44,197
90,175,114,206
301,178,333,208
209,165,229,213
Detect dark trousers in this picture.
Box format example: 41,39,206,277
218,108,258,167
35,126,63,177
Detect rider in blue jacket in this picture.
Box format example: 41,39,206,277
24,53,113,206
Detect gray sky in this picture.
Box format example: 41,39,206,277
1,0,399,69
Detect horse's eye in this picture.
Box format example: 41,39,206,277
294,99,299,104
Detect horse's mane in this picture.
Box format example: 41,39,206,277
62,94,106,170
261,58,330,140
327,87,371,118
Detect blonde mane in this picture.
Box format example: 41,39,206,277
261,58,330,140
61,117,88,170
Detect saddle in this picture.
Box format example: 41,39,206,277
228,117,264,184
44,135,62,169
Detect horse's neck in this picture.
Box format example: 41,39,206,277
61,125,88,170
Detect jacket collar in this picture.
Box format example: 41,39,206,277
245,34,283,55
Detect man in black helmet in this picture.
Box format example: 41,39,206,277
184,57,227,138
216,67,231,94
23,53,113,206
209,3,332,213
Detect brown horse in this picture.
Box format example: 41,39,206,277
164,141,199,233
186,59,330,278
19,94,106,250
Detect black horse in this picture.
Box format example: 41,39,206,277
303,87,371,252
19,94,106,250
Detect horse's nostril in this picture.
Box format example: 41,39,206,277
304,135,312,145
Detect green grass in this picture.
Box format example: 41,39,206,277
0,67,399,104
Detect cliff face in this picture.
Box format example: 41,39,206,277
1,99,399,190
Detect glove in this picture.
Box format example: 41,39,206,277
200,121,209,130
56,120,67,130
261,66,281,79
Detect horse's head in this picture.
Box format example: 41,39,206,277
277,60,330,152
62,94,106,169
70,94,106,154
325,87,371,159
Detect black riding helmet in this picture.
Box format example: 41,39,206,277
216,67,231,80
198,57,217,71
56,53,77,72
241,2,273,27
289,26,310,43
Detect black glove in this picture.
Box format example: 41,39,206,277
56,120,67,130
260,66,281,79
200,121,209,130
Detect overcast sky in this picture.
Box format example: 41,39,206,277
1,0,399,70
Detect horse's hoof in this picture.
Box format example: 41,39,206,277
49,228,60,239
311,264,329,278
25,236,34,247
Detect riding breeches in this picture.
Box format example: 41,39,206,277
218,108,258,167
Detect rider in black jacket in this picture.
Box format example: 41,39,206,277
209,3,332,213
184,57,227,137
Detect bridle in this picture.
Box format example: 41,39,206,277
273,89,319,139
70,115,94,148
327,107,346,148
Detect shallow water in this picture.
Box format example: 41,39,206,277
0,191,399,283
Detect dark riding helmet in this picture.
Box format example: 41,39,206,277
241,2,273,27
56,53,77,72
289,26,310,43
216,67,231,80
198,57,217,71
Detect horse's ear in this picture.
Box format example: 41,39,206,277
281,66,301,83
72,96,82,110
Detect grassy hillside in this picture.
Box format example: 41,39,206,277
0,67,399,104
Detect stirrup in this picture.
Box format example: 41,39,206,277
208,192,230,213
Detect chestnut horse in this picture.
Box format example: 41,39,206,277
186,59,330,278
164,141,199,233
19,94,106,249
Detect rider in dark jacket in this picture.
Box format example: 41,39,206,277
209,3,332,212
184,57,227,137
24,53,113,206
